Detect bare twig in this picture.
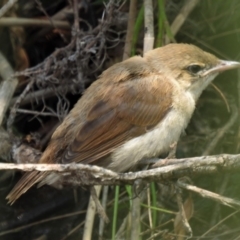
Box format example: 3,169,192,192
0,127,12,161
210,175,230,226
0,51,18,125
130,192,141,240
3,150,240,225
73,0,80,32
147,187,153,234
2,154,240,183
62,221,85,240
13,108,59,117
90,186,109,222
10,83,84,106
183,31,229,59
165,0,200,44
35,0,56,28
236,68,240,152
29,4,72,43
82,186,102,240
0,0,18,18
0,17,70,28
196,210,240,240
177,178,240,209
7,79,34,131
202,104,238,155
99,186,109,238
0,210,85,237
210,83,230,112
143,0,154,53
175,191,193,239
123,0,137,60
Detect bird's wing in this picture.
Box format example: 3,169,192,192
62,72,173,164
6,171,48,204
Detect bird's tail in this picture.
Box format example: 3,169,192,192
6,171,47,205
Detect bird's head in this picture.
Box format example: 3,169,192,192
145,43,240,100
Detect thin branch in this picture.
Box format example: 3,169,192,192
0,51,18,125
123,0,137,60
0,17,70,28
131,185,141,240
73,0,80,32
7,79,34,131
82,186,102,240
29,4,73,43
210,83,230,112
14,108,59,117
2,154,240,181
196,210,240,240
175,191,193,238
177,178,240,209
2,154,240,207
143,0,154,53
0,210,85,237
202,104,238,155
99,186,109,238
61,221,85,240
10,83,83,106
90,186,109,222
183,31,229,59
236,68,240,152
0,0,18,18
165,0,200,44
35,0,56,28
147,187,153,233
0,127,12,162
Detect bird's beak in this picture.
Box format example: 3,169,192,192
202,60,240,76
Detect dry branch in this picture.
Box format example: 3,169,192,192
0,51,18,125
166,0,200,44
1,154,240,185
2,153,240,215
177,178,240,209
0,0,18,18
123,0,137,60
0,17,70,28
202,104,238,155
143,0,154,53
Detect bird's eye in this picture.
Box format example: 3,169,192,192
186,64,203,74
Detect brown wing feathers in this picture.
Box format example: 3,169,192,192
6,171,48,204
63,110,134,164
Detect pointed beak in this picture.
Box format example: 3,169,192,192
202,60,240,76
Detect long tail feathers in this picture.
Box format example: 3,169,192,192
6,171,47,205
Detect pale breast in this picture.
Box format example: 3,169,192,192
109,89,195,172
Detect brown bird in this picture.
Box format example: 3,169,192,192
7,43,240,204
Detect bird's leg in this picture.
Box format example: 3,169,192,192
167,141,178,159
152,141,178,168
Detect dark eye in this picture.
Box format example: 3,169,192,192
186,64,203,74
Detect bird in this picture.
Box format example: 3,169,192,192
7,43,240,204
